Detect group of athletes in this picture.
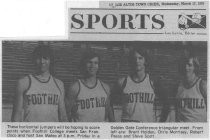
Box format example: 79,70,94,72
11,45,207,122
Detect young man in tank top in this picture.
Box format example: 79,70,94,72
112,48,169,122
175,54,207,122
11,45,68,122
66,50,115,122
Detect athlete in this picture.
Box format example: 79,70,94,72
175,54,207,122
112,48,168,122
66,50,115,122
11,46,68,122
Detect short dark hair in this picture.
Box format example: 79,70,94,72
79,50,100,75
178,53,200,76
128,48,151,73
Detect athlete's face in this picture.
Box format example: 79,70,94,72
85,57,99,76
185,58,195,76
35,56,50,73
132,52,145,71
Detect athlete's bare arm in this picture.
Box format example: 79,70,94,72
200,80,207,107
111,77,129,110
55,79,68,122
101,82,115,122
11,76,29,122
66,81,80,122
118,77,128,103
152,78,169,122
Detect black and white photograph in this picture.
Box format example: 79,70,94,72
0,0,208,139
2,41,207,123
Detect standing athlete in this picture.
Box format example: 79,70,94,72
11,46,68,122
113,48,168,122
66,50,115,122
175,54,207,122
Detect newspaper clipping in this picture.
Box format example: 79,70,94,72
1,1,209,139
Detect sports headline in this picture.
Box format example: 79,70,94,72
68,1,208,41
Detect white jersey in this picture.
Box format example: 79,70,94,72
121,74,155,122
75,79,107,122
176,78,207,122
23,75,61,122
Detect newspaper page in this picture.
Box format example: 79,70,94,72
1,0,209,139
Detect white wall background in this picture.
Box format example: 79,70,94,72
0,0,99,38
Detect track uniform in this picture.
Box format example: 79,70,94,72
74,79,108,122
176,78,207,122
121,74,155,122
23,75,61,122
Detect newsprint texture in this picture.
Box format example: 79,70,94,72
1,1,209,139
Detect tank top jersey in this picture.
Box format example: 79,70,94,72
75,79,108,122
23,75,61,122
121,74,155,122
176,78,207,122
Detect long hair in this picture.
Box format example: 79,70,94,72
79,50,100,76
178,53,200,76
128,47,151,74
32,45,54,74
